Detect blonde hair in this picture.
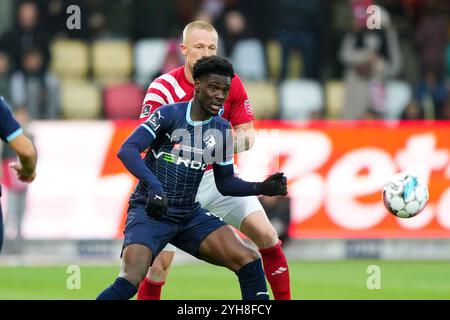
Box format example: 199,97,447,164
182,20,218,44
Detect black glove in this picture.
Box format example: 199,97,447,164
145,189,168,219
258,172,288,196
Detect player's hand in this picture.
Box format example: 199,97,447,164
9,162,36,183
145,189,168,219
260,172,288,196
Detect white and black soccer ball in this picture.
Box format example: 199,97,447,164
382,173,429,218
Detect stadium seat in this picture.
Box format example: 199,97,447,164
134,39,168,87
242,81,278,119
92,40,133,82
325,81,345,119
103,83,145,119
60,80,101,119
384,80,412,119
279,80,324,120
50,39,89,78
266,40,281,80
230,39,267,80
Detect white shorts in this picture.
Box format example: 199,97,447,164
163,169,264,252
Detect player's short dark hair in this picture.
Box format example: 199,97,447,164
193,56,235,81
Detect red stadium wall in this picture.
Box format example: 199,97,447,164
3,120,448,239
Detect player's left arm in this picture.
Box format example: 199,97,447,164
213,164,287,197
213,123,287,197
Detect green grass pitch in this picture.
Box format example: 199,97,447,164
0,260,449,299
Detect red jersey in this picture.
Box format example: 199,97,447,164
140,66,254,126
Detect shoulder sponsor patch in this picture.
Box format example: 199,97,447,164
244,100,253,115
140,104,151,119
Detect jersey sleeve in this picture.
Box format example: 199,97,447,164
118,108,171,192
228,75,255,126
0,96,23,143
139,78,169,122
140,107,171,140
213,163,261,196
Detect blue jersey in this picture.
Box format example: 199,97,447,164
134,101,234,210
0,96,22,144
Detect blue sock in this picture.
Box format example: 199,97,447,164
235,259,269,300
97,277,137,300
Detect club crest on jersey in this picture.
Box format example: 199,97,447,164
204,135,216,149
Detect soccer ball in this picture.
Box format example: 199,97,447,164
382,173,429,218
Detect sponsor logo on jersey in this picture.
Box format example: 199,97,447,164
152,149,208,170
244,100,253,115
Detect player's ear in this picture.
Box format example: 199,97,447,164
194,79,200,93
180,43,187,56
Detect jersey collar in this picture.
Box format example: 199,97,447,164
186,100,213,126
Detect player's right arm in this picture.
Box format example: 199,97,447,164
214,164,288,197
119,108,172,218
212,124,287,197
0,97,37,182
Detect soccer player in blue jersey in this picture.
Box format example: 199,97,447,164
97,56,288,300
0,96,37,253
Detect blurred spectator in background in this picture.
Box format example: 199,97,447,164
415,0,448,77
133,0,194,39
339,0,402,119
400,99,425,119
324,0,354,79
194,9,215,25
0,51,12,102
415,69,447,119
216,9,253,57
151,39,184,80
446,43,450,79
200,0,225,22
85,0,117,39
414,1,449,119
276,0,325,80
41,0,90,40
87,0,138,40
400,0,427,28
0,1,50,72
1,107,32,254
441,97,450,120
11,47,60,120
378,0,423,84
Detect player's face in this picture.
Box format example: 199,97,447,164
196,74,230,116
181,29,218,72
